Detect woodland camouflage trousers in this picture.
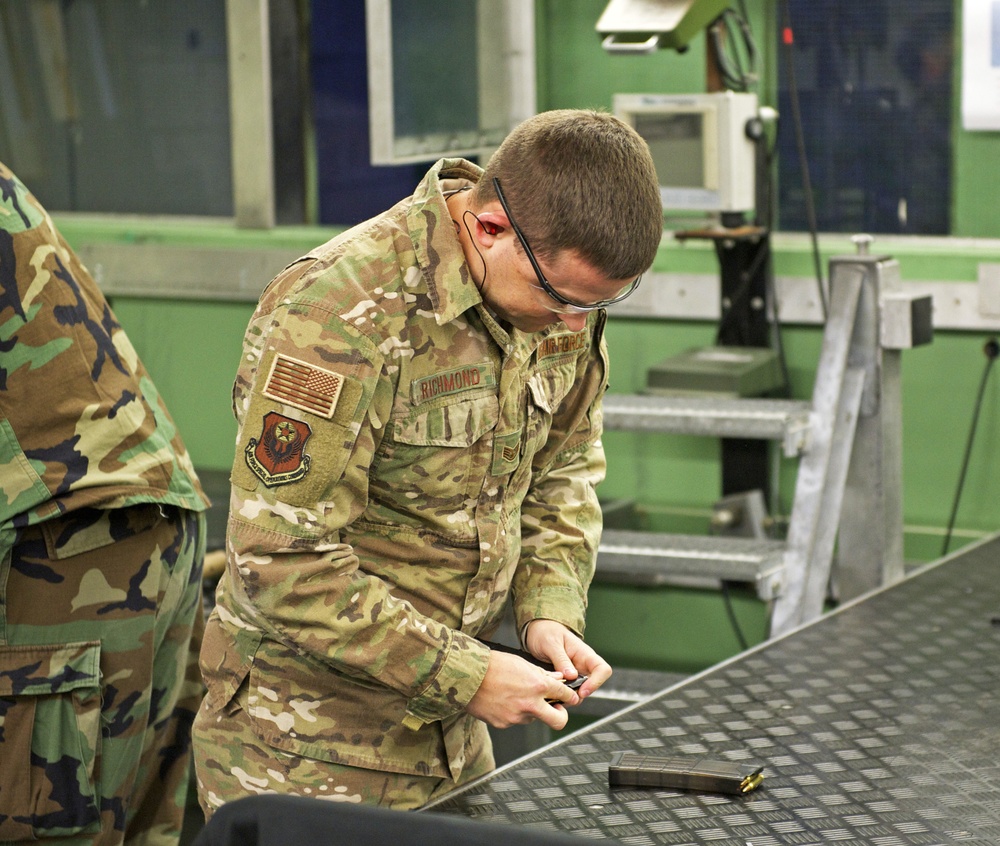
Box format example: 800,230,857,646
0,504,206,846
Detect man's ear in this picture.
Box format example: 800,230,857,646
473,211,507,240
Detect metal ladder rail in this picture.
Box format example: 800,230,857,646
598,253,921,638
602,395,812,457
771,255,916,636
768,270,865,634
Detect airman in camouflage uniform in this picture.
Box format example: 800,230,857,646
192,110,663,813
0,161,210,845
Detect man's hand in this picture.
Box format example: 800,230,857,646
465,649,580,730
523,619,613,701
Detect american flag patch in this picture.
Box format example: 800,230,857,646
263,354,344,419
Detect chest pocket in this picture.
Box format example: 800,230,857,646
526,360,577,430
528,361,577,414
368,394,500,534
524,358,583,471
393,395,498,447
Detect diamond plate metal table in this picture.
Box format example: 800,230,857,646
427,535,1000,844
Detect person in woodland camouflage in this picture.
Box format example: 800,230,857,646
192,109,663,812
0,161,210,846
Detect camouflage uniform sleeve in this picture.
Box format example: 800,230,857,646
512,313,610,638
224,294,489,728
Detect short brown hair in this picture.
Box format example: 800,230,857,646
473,109,662,280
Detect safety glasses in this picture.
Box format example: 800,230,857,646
492,177,641,314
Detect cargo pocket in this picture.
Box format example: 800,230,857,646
0,641,103,840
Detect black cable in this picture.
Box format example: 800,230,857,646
764,250,792,398
708,8,758,93
749,83,792,400
941,338,1000,556
721,582,749,651
779,0,827,321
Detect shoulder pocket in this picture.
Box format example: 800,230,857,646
0,641,103,840
231,368,366,508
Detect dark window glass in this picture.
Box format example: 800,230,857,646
777,1,953,235
309,0,424,225
0,0,232,216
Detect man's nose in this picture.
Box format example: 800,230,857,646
559,312,588,331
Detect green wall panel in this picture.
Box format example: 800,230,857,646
537,0,710,112
899,332,1000,532
110,297,255,472
954,129,1000,238
584,583,768,675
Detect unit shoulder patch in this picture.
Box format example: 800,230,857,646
264,353,344,418
245,411,313,487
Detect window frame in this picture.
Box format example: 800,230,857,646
364,0,536,166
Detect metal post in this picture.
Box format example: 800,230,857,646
226,0,276,228
770,252,911,636
834,256,907,598
770,267,864,636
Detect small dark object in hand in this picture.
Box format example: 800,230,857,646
478,639,588,701
545,674,588,703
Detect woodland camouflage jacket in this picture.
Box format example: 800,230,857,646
203,158,609,781
0,161,208,557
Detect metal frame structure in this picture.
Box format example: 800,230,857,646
770,255,903,633
599,249,931,637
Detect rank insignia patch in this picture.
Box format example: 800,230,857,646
245,412,312,487
264,353,343,418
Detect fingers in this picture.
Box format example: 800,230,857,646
576,655,612,699
536,672,574,730
542,670,580,706
547,645,577,680
524,619,576,676
523,619,614,700
537,702,570,731
467,650,585,730
465,636,617,732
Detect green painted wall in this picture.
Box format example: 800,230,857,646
54,0,1000,677
109,298,254,471
538,0,1000,240
952,0,1000,237
56,216,338,472
954,129,1000,237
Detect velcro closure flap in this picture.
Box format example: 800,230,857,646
0,641,101,697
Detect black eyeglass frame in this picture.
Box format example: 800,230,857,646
491,177,642,312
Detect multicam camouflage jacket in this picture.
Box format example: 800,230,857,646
0,161,208,555
203,158,609,781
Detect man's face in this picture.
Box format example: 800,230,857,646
481,239,635,334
